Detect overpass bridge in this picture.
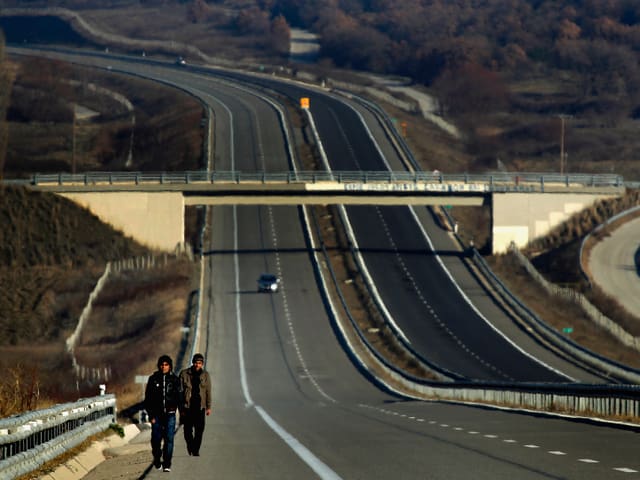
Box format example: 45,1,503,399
9,170,626,253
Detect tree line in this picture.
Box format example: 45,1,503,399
2,0,640,121
269,0,640,119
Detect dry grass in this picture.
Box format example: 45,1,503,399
82,3,278,63
313,203,439,380
14,428,117,480
487,252,640,369
0,57,204,417
371,97,640,371
5,57,205,176
3,7,640,423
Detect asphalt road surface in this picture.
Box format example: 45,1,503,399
589,217,640,318
10,47,639,479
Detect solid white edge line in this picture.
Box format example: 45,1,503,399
225,107,343,479
407,206,576,381
329,91,575,381
255,405,342,480
304,108,412,345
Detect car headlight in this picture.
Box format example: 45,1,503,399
271,284,277,291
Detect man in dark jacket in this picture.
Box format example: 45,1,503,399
145,354,182,472
179,353,212,456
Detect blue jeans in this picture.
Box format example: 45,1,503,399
151,412,176,468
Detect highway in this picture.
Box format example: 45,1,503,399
9,47,640,478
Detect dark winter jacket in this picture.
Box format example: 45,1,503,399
144,371,183,418
180,366,212,411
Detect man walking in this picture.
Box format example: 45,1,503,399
179,353,212,456
145,354,182,472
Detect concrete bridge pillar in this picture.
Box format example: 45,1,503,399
60,191,184,251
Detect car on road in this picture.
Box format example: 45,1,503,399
257,273,280,293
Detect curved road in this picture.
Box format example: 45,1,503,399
589,217,640,318
7,47,640,478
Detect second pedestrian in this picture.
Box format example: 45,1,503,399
179,353,212,456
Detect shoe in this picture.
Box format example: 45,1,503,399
154,460,162,470
163,467,171,472
193,452,200,456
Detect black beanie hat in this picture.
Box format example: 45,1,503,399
157,354,173,369
192,353,204,363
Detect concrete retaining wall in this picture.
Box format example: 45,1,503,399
492,192,619,253
60,192,184,251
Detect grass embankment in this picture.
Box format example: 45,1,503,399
0,56,204,418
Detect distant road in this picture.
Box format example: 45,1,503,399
9,45,640,480
589,217,640,318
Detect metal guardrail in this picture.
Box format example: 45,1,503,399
306,201,640,421
0,170,625,191
0,394,116,480
470,248,640,384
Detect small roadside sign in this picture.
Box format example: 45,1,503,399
562,327,573,334
300,97,310,109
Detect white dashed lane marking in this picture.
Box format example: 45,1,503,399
267,207,335,405
372,206,513,381
358,404,640,474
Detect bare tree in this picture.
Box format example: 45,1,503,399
270,14,291,56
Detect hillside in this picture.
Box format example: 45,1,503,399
1,0,639,180
1,1,640,415
0,56,205,416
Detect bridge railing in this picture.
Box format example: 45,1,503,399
12,171,624,190
0,394,116,480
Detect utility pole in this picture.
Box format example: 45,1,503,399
557,114,571,174
72,103,77,175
